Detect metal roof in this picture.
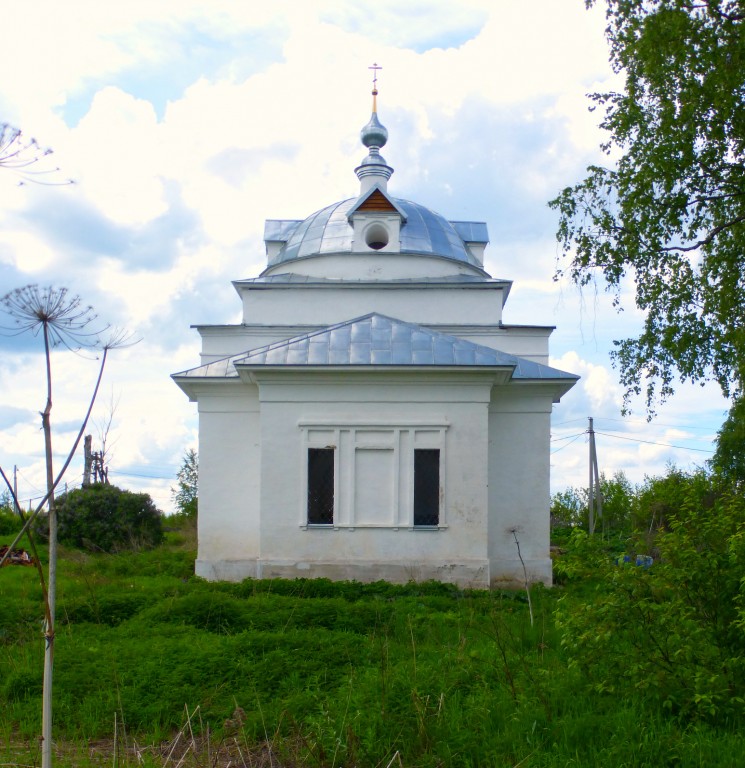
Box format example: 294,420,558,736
233,272,511,289
173,314,578,383
264,198,488,270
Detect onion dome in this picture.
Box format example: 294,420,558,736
355,72,393,192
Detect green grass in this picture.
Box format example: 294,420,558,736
1,523,743,767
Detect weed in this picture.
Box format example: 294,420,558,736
2,531,744,767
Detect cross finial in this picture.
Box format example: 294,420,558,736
368,62,382,112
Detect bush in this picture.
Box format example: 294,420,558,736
0,505,21,535
556,472,745,722
48,484,164,552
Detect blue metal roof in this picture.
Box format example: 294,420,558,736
264,198,488,270
237,314,514,367
173,314,578,384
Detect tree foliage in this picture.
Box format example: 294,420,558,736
172,448,198,518
50,484,164,553
551,471,636,536
710,395,745,483
551,486,586,530
551,1,745,410
556,472,745,722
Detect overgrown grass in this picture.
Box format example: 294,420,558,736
1,519,743,767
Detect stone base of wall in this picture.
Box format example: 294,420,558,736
195,557,554,588
196,557,491,588
489,557,553,588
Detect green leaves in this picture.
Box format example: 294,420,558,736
556,471,745,721
172,448,198,518
552,1,745,410
50,484,164,553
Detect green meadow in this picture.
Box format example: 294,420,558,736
1,516,743,767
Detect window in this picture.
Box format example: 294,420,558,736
307,448,334,524
300,422,447,529
364,222,389,250
414,449,440,526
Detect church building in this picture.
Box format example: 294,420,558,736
173,81,578,588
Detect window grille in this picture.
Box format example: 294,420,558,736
308,448,334,524
414,449,440,526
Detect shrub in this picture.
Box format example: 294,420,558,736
49,484,164,552
632,466,710,535
556,472,745,722
0,505,21,535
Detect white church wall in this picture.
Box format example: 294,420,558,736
241,286,503,326
194,384,262,581
487,386,554,587
432,325,552,363
253,372,493,587
197,325,322,364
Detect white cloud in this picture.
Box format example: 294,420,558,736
0,230,56,273
552,351,623,413
0,0,727,514
64,87,167,226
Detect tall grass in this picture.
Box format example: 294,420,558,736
1,521,742,767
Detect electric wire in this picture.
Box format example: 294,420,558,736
550,433,584,455
550,431,586,443
594,430,715,453
596,415,721,432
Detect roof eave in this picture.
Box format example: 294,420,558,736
235,364,515,385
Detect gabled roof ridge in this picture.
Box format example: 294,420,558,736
347,184,408,222
233,312,520,367
174,314,578,383
234,312,383,363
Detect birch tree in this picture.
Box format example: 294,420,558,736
551,1,745,412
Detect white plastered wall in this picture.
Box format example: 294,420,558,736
487,385,554,586
195,382,262,581
253,371,493,587
241,285,503,326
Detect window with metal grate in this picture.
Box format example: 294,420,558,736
308,448,334,524
414,448,440,526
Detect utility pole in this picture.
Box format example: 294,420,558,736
588,417,603,534
13,465,19,515
83,435,92,487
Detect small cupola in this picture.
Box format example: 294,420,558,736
354,65,394,195
347,184,407,253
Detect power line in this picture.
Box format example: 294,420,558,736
552,417,589,427
15,467,45,495
594,430,715,454
551,431,587,443
596,415,722,432
110,469,173,480
551,433,584,455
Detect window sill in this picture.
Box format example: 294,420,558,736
301,524,448,531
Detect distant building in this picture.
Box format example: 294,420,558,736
173,85,577,588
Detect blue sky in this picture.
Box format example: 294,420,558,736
0,0,728,512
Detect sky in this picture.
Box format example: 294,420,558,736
0,0,730,514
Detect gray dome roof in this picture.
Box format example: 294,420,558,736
266,197,484,270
